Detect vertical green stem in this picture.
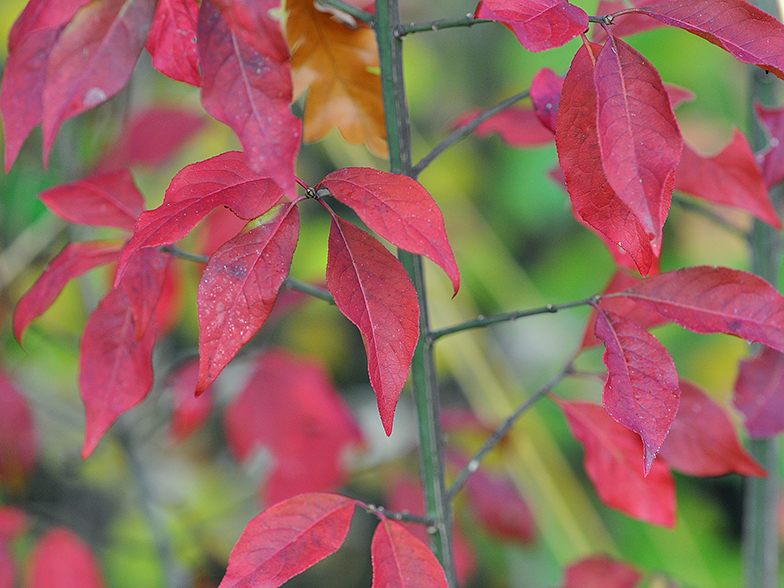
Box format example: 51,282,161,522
745,2,781,585
374,1,457,584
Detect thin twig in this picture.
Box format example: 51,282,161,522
429,296,599,342
446,360,574,501
672,194,749,240
412,89,531,178
395,14,493,36
365,504,437,528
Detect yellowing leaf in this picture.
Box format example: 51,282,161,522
285,0,387,155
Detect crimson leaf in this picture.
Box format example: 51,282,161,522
167,359,214,441
198,0,301,194
144,0,201,86
0,371,37,493
28,528,105,588
371,517,448,588
196,204,300,394
453,107,555,147
559,555,642,588
594,308,680,474
619,266,784,353
120,247,171,336
326,215,419,435
660,379,765,476
318,168,460,294
557,399,676,527
42,0,156,165
755,102,784,188
217,493,357,588
734,345,784,437
475,0,588,52
530,67,563,133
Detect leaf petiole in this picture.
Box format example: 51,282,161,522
394,14,494,37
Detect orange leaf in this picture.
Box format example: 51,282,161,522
285,0,386,155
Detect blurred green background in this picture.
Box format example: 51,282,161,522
0,0,781,587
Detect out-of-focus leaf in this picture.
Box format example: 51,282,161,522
217,493,357,588
168,359,214,441
734,345,784,437
286,0,386,155
371,517,448,588
318,167,460,294
120,247,171,336
559,555,642,588
145,0,201,86
594,309,680,474
453,107,555,147
592,0,661,41
530,67,563,133
326,216,418,435
0,371,37,493
28,528,105,588
0,507,28,542
755,102,784,188
557,400,676,527
660,379,766,476
224,349,364,504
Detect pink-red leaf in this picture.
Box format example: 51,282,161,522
38,169,144,230
198,0,300,194
0,507,28,542
675,130,781,228
755,102,784,188
28,528,105,588
594,309,680,474
619,266,784,353
116,151,284,282
80,286,157,458
559,555,642,588
594,35,681,242
120,247,171,336
224,350,364,504
145,0,201,86
660,379,765,476
318,168,460,294
42,0,156,165
530,67,563,133
557,400,676,527
734,345,784,437
8,0,91,51
217,492,357,588
453,107,556,147
371,517,448,588
196,204,299,394
0,371,37,493
168,359,214,441
464,465,536,543
631,0,784,80
475,0,588,52
326,216,419,436
555,42,656,275
13,241,122,343
592,0,661,41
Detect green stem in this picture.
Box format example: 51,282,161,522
375,0,457,584
395,14,493,36
317,0,375,26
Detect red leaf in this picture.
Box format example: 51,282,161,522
755,102,784,188
594,309,680,474
145,0,201,86
371,517,448,588
326,216,419,435
734,345,784,437
475,0,588,52
555,42,656,275
217,492,357,588
120,247,171,336
660,379,765,476
96,107,205,171
198,0,301,194
675,130,781,228
224,350,364,504
116,151,284,282
196,204,299,394
453,107,556,147
13,241,122,343
38,169,144,230
594,35,681,243
619,266,784,353
0,371,37,493
0,507,28,542
530,67,563,133
80,286,157,458
167,359,214,441
42,0,156,165
1,0,92,171
28,528,105,588
464,465,536,543
592,0,661,41
559,555,642,588
631,0,784,80
557,400,676,527
0,547,13,588
318,168,460,294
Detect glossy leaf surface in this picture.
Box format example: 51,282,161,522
734,345,784,437
319,168,460,294
660,379,765,476
558,400,676,527
145,0,201,86
559,555,642,588
28,527,105,588
475,0,589,52
198,0,300,194
224,349,364,504
217,493,357,588
0,371,37,493
371,517,448,588
196,205,299,394
675,130,781,228
326,216,418,435
594,309,680,474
